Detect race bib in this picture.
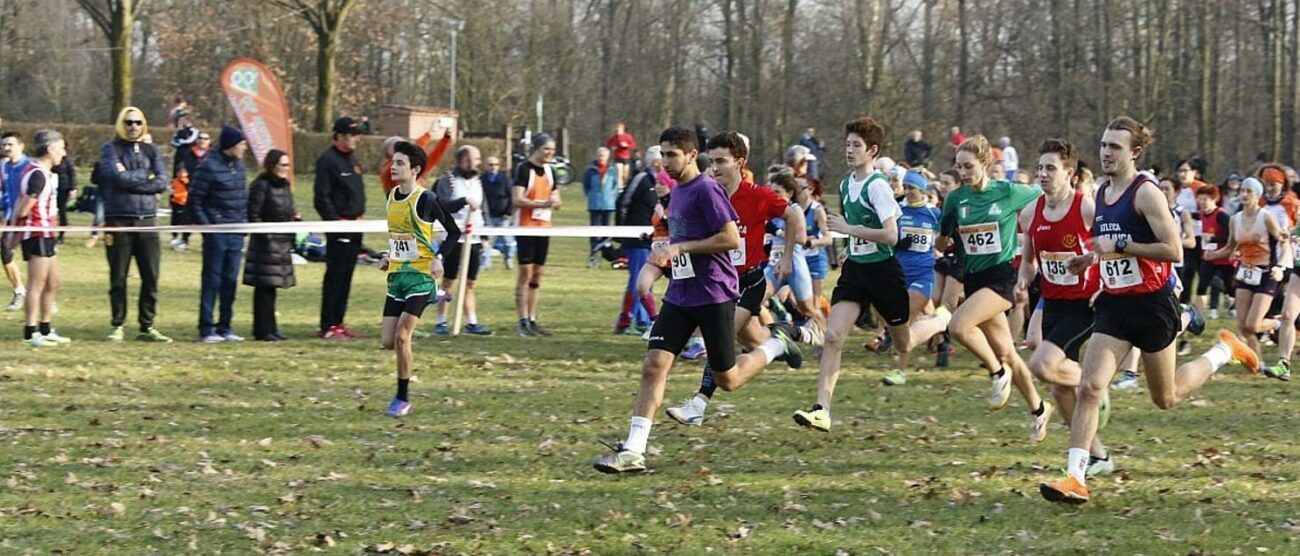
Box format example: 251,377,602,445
729,241,746,267
388,233,419,262
959,223,1002,256
1236,265,1263,286
1040,251,1080,286
1101,254,1142,289
848,237,877,256
902,226,934,253
1203,239,1218,252
670,252,696,280
531,208,553,222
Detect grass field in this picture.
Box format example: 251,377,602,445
2,174,1299,554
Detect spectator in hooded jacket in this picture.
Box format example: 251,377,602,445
189,125,249,343
96,106,172,343
244,149,297,341
582,147,619,252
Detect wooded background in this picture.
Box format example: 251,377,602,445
3,0,1298,179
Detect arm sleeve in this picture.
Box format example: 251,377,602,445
64,159,77,192
99,143,153,193
418,191,462,256
867,179,901,222
247,180,267,222
145,144,169,194
24,171,46,197
432,174,469,212
313,155,341,220
417,134,452,183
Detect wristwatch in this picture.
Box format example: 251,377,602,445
1115,237,1128,254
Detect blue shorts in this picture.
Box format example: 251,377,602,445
904,267,935,299
805,253,829,280
766,253,813,302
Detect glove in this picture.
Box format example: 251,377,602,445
896,235,914,251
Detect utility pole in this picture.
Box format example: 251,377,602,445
449,18,465,110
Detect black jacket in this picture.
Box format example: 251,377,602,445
53,156,76,195
617,170,660,249
481,170,513,217
313,146,365,220
189,150,248,225
243,175,297,289
96,138,168,219
904,139,933,167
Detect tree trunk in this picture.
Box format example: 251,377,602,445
1271,0,1285,160
921,0,935,124
109,0,135,121
956,0,968,125
720,0,736,129
315,30,338,132
778,0,797,151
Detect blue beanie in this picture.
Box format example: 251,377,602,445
903,170,928,189
219,124,246,151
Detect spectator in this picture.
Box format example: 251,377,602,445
798,127,825,178
614,146,663,334
313,117,367,340
379,122,451,193
481,155,515,268
244,149,297,342
999,136,1019,179
694,121,714,171
432,145,486,335
582,147,619,252
1,131,30,309
904,130,933,168
96,107,172,343
52,149,76,244
1221,171,1244,214
948,126,966,160
189,125,249,343
605,122,637,185
170,130,210,252
170,112,200,154
168,95,188,129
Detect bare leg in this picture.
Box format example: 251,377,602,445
394,313,420,380
527,265,545,319
24,257,51,327
1025,305,1044,350
1277,278,1300,364
948,288,1013,373
633,350,675,418
814,301,861,409
977,311,1042,410
1070,334,1129,463
5,260,22,291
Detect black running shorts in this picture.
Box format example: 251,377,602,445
1094,286,1180,353
648,300,737,372
831,258,909,326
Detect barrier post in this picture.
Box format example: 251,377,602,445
450,218,474,336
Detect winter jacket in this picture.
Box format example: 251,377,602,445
482,170,513,217
904,139,933,167
313,146,365,220
243,175,297,289
617,169,659,249
188,150,248,225
96,138,168,219
582,162,619,211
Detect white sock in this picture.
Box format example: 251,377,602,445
625,416,652,454
1203,342,1232,372
1067,448,1090,484
14,286,25,296
467,313,478,325
436,314,447,325
757,338,784,364
798,325,811,343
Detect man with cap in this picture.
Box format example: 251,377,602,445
314,117,367,340
189,125,250,343
96,107,173,343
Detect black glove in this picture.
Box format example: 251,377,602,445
896,235,913,251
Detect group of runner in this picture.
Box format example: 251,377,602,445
585,115,1286,507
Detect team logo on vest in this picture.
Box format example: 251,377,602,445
988,204,1002,216
1062,233,1078,248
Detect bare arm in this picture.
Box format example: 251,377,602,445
828,212,898,245
808,206,833,248
1014,208,1038,299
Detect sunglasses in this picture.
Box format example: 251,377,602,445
124,120,144,126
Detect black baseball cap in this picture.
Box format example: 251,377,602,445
332,117,364,135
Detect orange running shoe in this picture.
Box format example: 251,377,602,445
1039,474,1090,504
1218,329,1260,374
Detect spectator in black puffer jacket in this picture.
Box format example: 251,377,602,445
243,149,297,341
189,125,249,343
95,106,172,343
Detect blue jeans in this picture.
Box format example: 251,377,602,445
621,247,653,326
199,233,244,336
488,215,516,258
589,210,613,251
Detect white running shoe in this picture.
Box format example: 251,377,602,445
42,330,71,344
1086,455,1115,477
25,334,58,348
989,370,1012,410
666,396,707,426
1113,370,1140,391
1030,401,1054,442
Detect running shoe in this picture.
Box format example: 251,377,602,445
25,334,57,348
529,321,553,337
1264,359,1292,381
1040,473,1090,504
434,322,450,336
864,332,892,354
106,326,125,342
800,320,824,346
1086,455,1115,477
197,334,225,344
516,322,537,337
137,327,173,343
173,241,189,252
463,323,493,336
666,396,707,426
385,398,412,417
641,323,654,341
792,404,831,432
1218,329,1261,374
592,442,646,474
1030,401,1054,442
881,369,906,386
1176,340,1191,356
412,328,432,339
337,324,360,339
681,339,708,360
221,332,244,343
1113,370,1140,391
989,370,1012,410
773,325,804,369
42,330,71,344
5,291,24,311
1207,308,1219,320
1182,303,1205,335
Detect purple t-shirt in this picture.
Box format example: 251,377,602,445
665,173,740,307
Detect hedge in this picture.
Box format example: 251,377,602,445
2,121,506,178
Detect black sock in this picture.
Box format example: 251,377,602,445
23,325,36,340
396,378,410,402
811,403,825,411
39,322,50,335
698,363,717,399
992,367,1006,379
1032,401,1046,416
1091,453,1109,462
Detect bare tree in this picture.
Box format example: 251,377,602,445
267,0,361,132
75,0,146,121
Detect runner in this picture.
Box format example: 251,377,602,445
1040,117,1259,505
0,132,29,311
11,130,69,347
790,117,916,432
1014,139,1112,473
937,135,1049,440
930,169,964,367
1203,177,1287,367
512,133,562,337
661,132,804,427
1196,185,1234,320
592,127,800,473
803,179,833,319
762,168,823,342
377,142,461,417
1264,164,1300,380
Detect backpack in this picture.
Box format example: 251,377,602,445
296,232,327,262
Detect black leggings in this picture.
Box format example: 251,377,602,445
1179,248,1201,303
